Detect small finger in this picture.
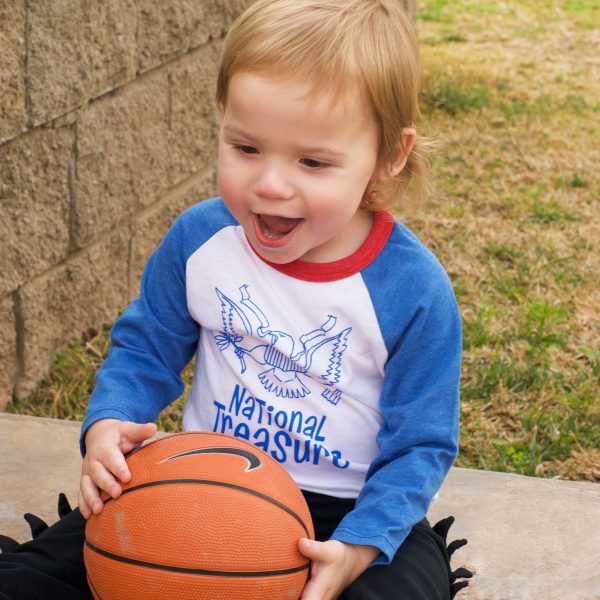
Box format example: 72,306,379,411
103,449,131,484
89,460,122,500
80,474,104,516
78,489,91,520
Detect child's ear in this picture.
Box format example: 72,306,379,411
377,127,417,181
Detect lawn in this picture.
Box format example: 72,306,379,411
7,0,600,482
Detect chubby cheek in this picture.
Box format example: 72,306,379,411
314,192,358,224
217,161,242,210
217,140,239,194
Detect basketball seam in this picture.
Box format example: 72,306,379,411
103,478,311,536
85,540,311,578
86,572,103,599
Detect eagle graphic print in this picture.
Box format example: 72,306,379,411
214,284,351,405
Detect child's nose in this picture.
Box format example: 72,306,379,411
254,163,293,200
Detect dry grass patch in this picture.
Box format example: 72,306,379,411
406,0,600,481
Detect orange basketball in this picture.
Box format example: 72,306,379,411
84,431,314,600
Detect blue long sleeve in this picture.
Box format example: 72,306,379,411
330,225,461,563
80,199,235,455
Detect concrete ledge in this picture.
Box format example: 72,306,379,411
428,466,600,599
1,413,599,599
0,413,83,541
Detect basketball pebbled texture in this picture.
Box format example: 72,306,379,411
84,431,315,600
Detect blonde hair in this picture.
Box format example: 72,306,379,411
217,0,429,211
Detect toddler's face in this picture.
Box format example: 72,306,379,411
217,72,381,264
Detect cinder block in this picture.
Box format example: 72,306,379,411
136,0,253,73
15,228,130,398
27,0,137,126
167,43,221,184
0,296,16,410
0,3,26,143
129,167,217,299
73,72,170,249
0,127,71,297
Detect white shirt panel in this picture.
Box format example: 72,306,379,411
183,225,388,497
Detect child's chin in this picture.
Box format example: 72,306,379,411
256,246,301,264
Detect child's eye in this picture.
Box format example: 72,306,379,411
235,144,259,155
300,157,326,169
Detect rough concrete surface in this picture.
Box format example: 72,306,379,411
0,415,83,542
27,0,137,125
167,43,221,184
136,0,254,73
0,127,71,296
1,413,599,599
15,229,130,398
74,72,171,248
429,468,600,599
0,298,16,410
0,3,26,144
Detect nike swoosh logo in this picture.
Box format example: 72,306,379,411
159,447,262,472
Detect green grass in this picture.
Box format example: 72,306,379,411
419,0,455,23
422,74,491,114
414,0,600,482
7,328,110,421
7,326,190,434
5,0,600,483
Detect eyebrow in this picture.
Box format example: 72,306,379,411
222,125,347,160
300,146,347,160
222,125,250,137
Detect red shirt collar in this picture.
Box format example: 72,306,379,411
248,210,394,282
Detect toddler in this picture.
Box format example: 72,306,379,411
0,1,471,598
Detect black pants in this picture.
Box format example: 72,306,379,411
0,492,468,599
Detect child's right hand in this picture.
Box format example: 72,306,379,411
78,418,157,519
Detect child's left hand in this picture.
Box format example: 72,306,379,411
298,538,379,600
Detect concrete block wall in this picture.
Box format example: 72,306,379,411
0,0,417,409
0,0,253,408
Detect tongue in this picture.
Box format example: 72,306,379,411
260,215,301,236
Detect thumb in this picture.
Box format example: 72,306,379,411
298,538,329,562
119,422,157,452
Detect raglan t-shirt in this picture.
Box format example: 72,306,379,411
81,197,461,564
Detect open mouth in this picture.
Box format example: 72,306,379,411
253,213,303,248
